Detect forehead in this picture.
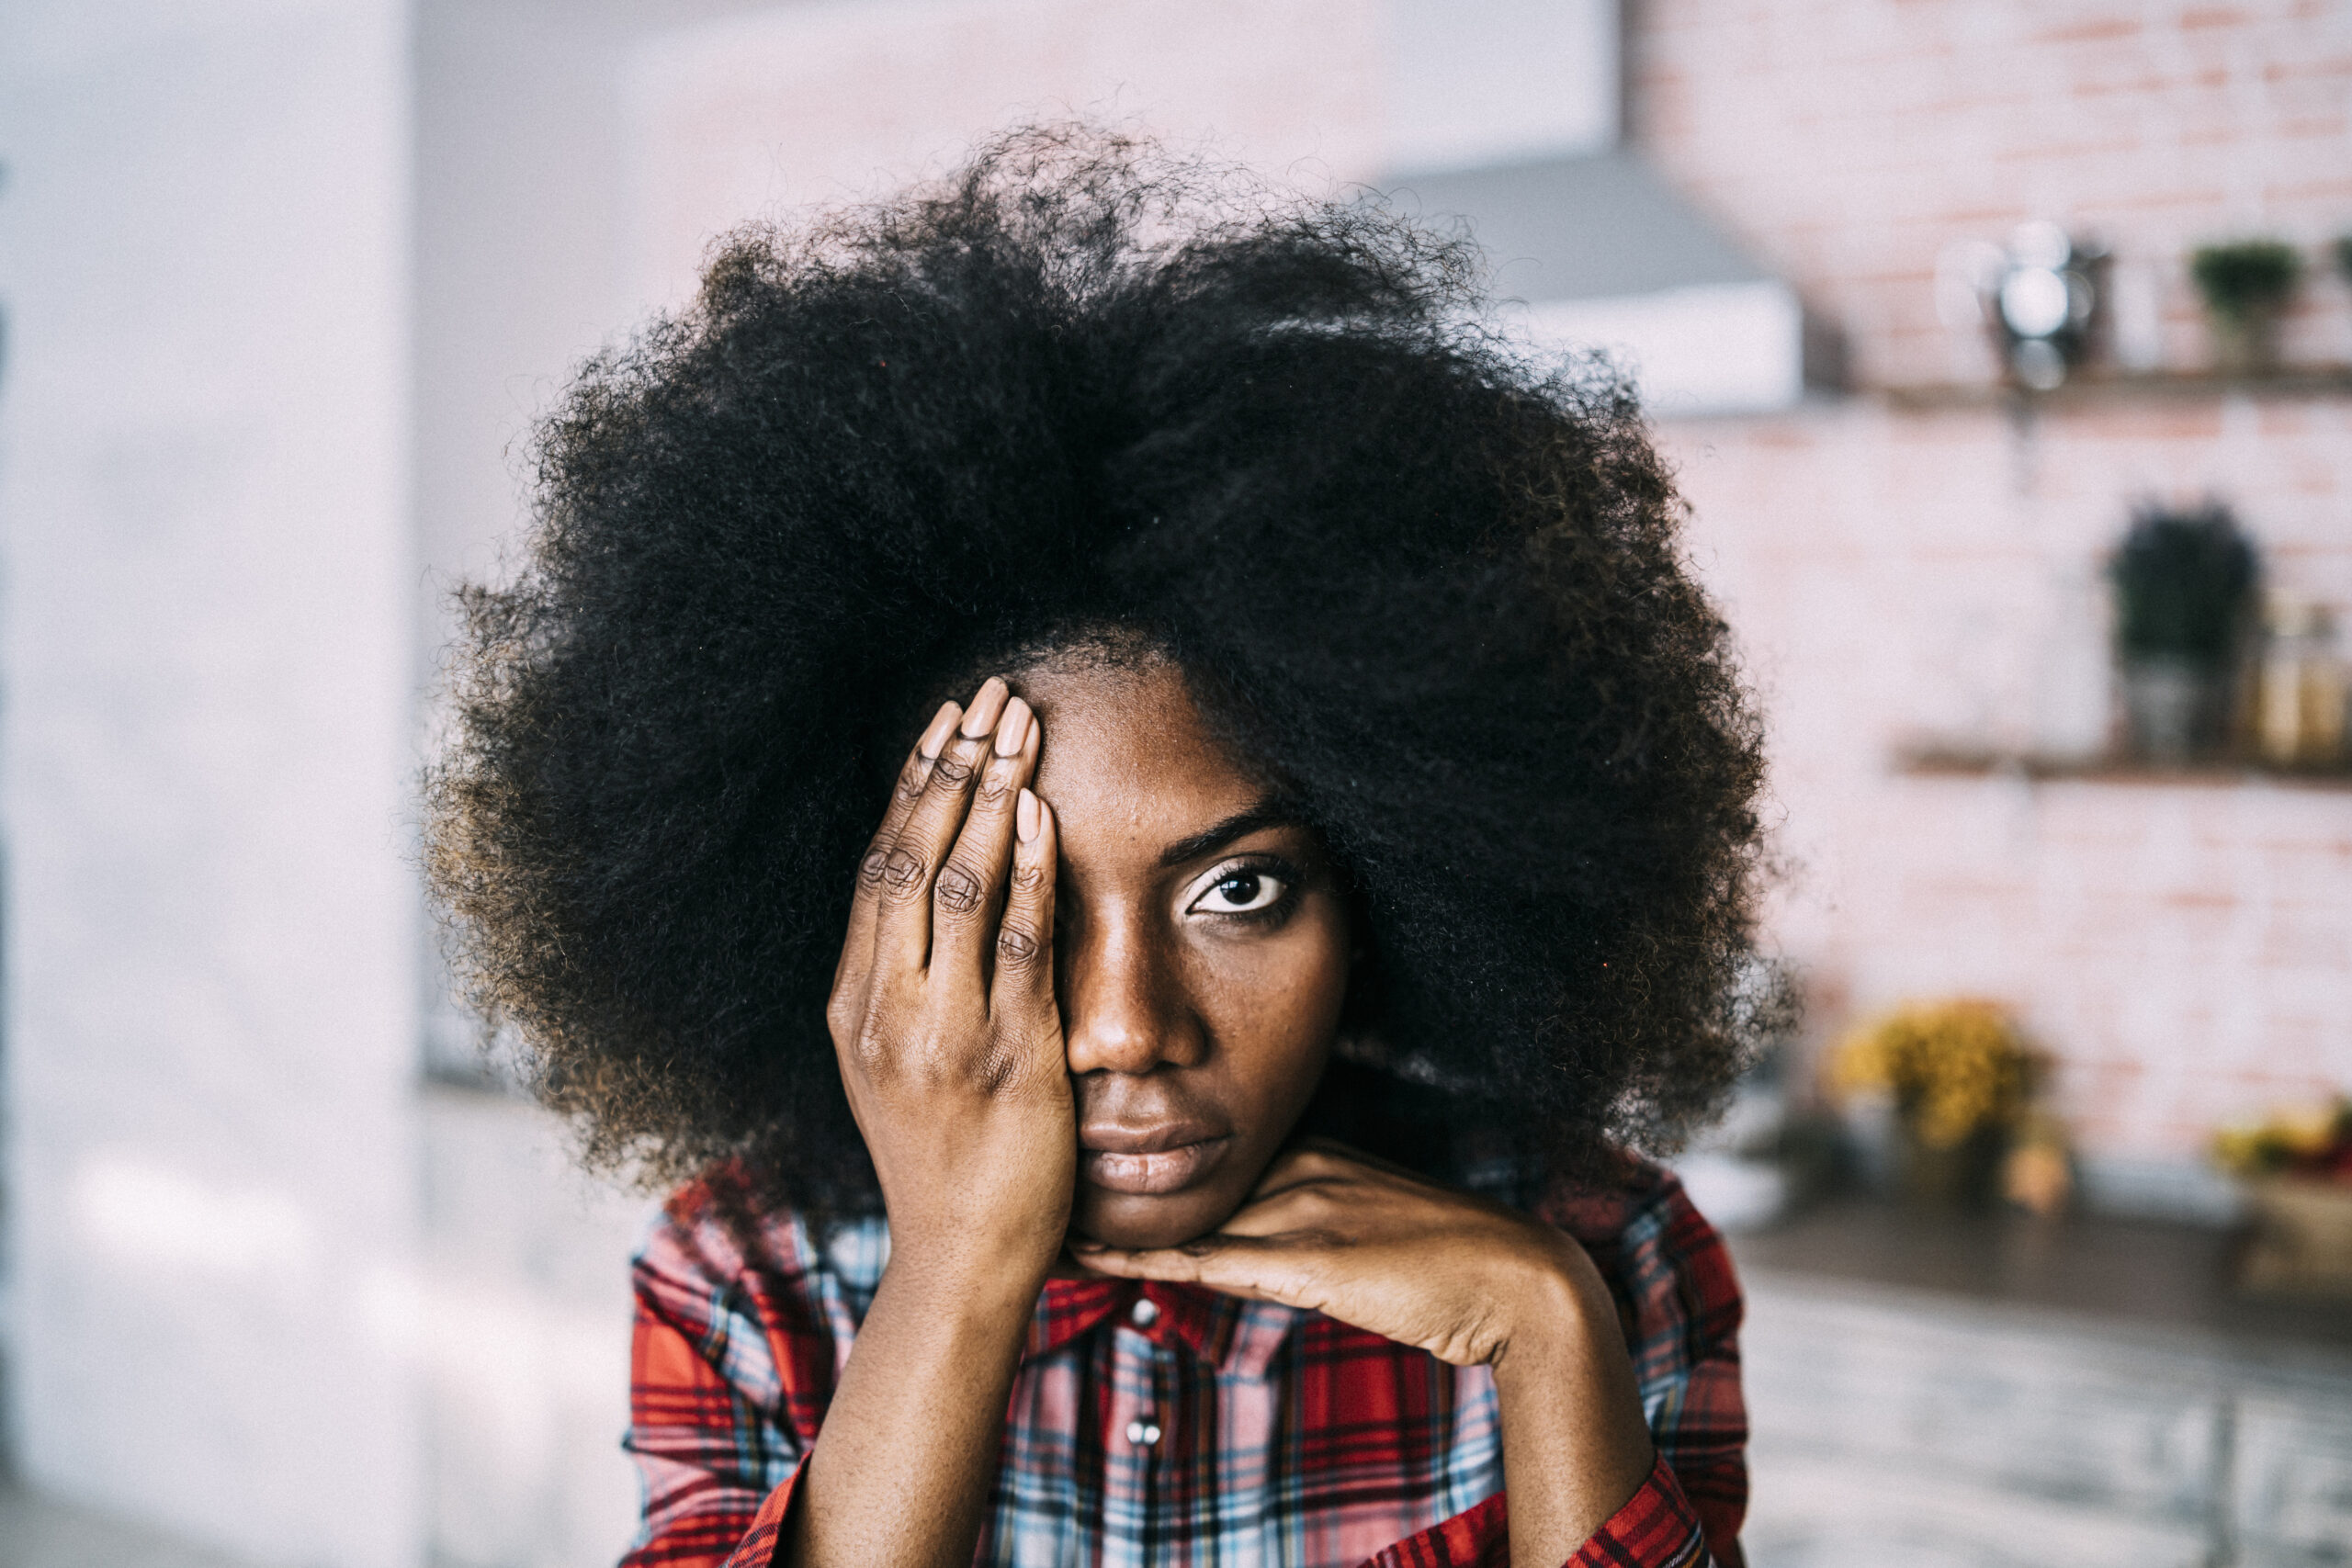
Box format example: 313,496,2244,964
1018,659,1264,863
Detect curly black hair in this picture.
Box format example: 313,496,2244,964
425,127,1771,1218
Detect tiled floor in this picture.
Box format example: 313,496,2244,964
0,1483,252,1568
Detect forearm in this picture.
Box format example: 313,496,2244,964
1490,1258,1656,1568
783,1247,1048,1568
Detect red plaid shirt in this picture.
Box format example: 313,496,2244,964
620,1160,1746,1567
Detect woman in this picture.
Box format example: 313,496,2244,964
427,130,1766,1568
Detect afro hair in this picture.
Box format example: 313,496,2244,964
424,127,1773,1217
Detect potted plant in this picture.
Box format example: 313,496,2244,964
2109,502,2257,763
2189,239,2301,374
2213,1098,2352,1297
1829,1000,2045,1210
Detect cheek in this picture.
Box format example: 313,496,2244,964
1192,897,1351,1112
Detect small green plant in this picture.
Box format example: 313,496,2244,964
2109,502,2257,670
2189,239,2302,322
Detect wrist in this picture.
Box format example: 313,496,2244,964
882,1177,1070,1269
1483,1229,1621,1382
881,1224,1059,1311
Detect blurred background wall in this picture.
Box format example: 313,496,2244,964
0,6,424,1565
0,3,2347,1566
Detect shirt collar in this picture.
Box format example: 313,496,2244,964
1029,1278,1281,1375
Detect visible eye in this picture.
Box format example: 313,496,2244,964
1190,866,1287,916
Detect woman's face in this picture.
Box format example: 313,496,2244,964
1018,658,1351,1251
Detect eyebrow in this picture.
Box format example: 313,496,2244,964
1156,799,1309,870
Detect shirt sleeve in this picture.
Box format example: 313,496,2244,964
1355,1451,1715,1568
617,1205,809,1568
1619,1176,1747,1564
1358,1165,1750,1568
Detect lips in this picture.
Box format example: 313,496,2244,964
1079,1120,1233,1196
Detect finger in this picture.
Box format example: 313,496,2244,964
1070,1234,1327,1309
1236,1145,1362,1207
834,700,962,1000
989,786,1057,1029
1207,1182,1351,1238
1249,1144,1342,1192
871,678,1009,976
1251,1141,1435,1206
928,696,1036,999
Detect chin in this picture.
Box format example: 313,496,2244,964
1073,1186,1235,1251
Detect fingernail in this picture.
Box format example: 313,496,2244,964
960,677,1008,738
1016,788,1040,842
918,702,961,760
994,697,1032,757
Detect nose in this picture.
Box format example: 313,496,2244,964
1059,908,1206,1077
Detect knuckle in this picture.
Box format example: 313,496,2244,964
851,1019,895,1070
996,920,1042,964
893,757,930,803
974,1041,1021,1095
933,863,985,917
1292,1186,1344,1219
975,764,1014,806
878,846,927,902
857,846,892,888
1008,862,1048,895
901,1037,957,1088
929,751,976,789
860,1016,948,1080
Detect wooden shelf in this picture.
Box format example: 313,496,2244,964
1894,743,2352,791
1878,364,2352,412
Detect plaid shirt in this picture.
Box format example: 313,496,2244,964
620,1160,1746,1568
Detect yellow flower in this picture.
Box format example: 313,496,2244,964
2274,1101,2341,1156
1828,1000,2041,1150
2210,1097,2350,1178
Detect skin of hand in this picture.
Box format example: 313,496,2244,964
824,677,1073,1269
1073,1141,1659,1564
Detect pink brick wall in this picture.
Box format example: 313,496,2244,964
1633,0,2352,386
1634,1,2352,1168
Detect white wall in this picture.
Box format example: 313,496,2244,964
627,0,1623,310
0,4,424,1564
413,0,786,621
1523,280,1805,416
627,0,1386,310
1384,0,1618,173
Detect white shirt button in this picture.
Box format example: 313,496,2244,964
1129,1295,1159,1328
1125,1417,1162,1448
